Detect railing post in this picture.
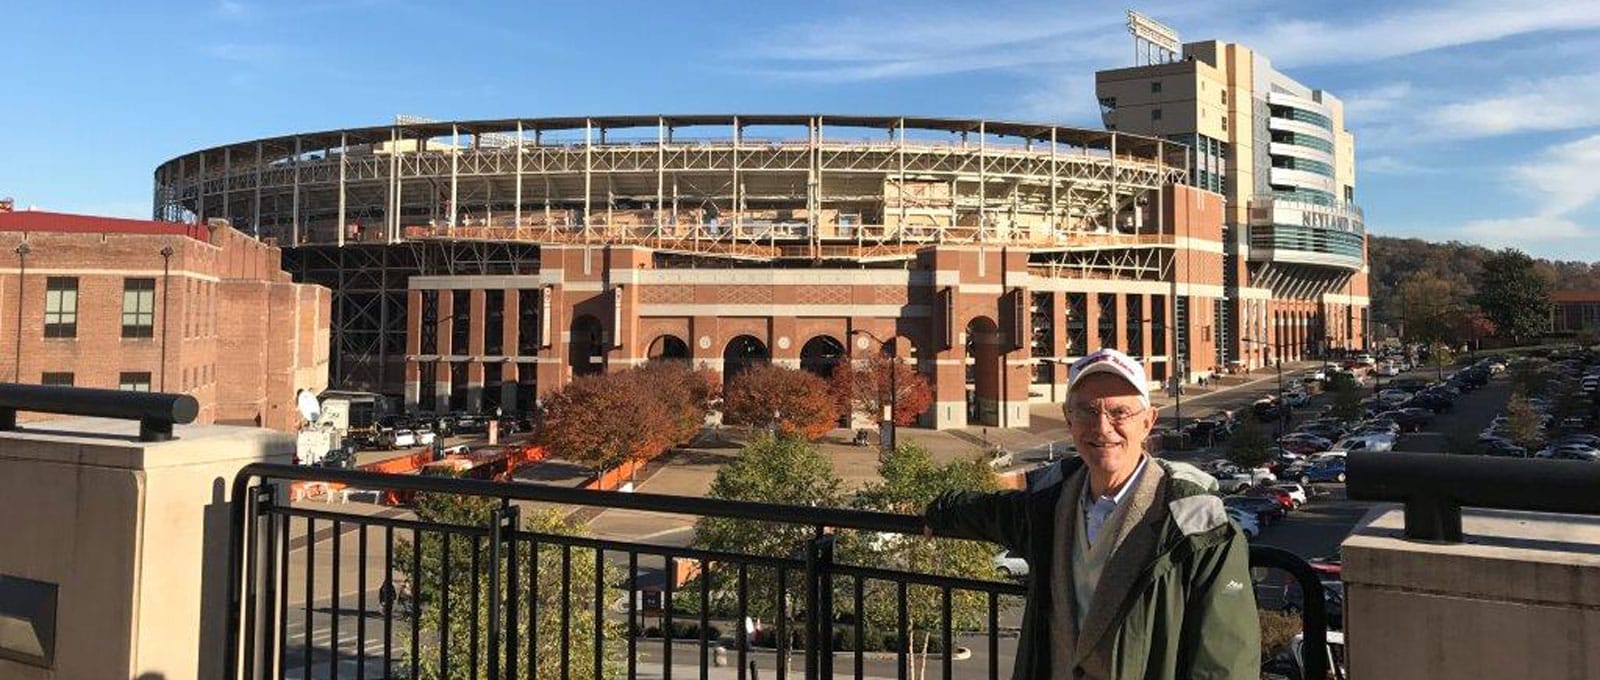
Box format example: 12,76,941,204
498,502,521,680
488,502,516,680
804,528,835,680
256,484,280,680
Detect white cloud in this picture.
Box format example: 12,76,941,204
737,10,1128,82
1452,134,1600,250
1459,216,1588,244
1011,74,1101,126
1341,82,1413,119
1363,155,1432,175
1431,72,1600,139
1509,134,1600,216
1246,0,1600,67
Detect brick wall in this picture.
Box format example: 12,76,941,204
0,220,328,431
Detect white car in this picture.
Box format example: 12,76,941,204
1329,434,1395,454
1377,362,1401,377
415,428,437,446
387,428,418,449
1214,467,1277,493
1270,483,1310,508
1225,507,1261,539
994,550,1029,579
1356,354,1377,366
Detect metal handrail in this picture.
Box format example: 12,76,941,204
1332,450,1600,675
1346,451,1600,542
0,383,199,442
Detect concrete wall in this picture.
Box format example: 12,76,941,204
0,419,294,680
1342,506,1600,679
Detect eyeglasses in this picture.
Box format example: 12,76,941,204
1067,405,1147,425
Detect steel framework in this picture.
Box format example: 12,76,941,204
155,115,1187,261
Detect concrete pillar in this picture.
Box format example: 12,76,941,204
465,289,486,412
536,284,566,399
0,421,294,680
404,289,422,412
434,289,454,412
1050,291,1068,401
1343,506,1600,680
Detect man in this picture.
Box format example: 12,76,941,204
925,348,1259,679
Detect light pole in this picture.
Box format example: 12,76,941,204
159,246,174,392
1240,337,1285,438
848,329,897,453
13,242,29,382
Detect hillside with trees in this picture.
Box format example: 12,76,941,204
1367,235,1600,340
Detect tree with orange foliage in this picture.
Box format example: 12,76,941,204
537,372,675,472
722,364,839,440
828,353,934,427
632,361,721,443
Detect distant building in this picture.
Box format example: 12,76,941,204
1551,290,1600,333
1097,29,1369,369
0,211,331,430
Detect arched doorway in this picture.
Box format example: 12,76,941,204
647,335,691,362
965,317,1001,426
723,335,770,389
569,315,605,377
799,335,846,378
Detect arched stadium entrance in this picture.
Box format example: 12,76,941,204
799,335,846,378
569,315,605,377
966,317,1002,426
647,335,691,362
723,335,770,389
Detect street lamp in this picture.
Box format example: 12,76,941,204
1240,337,1286,438
848,329,897,453
13,242,29,382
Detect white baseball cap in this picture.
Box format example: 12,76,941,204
1067,348,1151,406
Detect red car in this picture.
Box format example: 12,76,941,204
1244,486,1295,511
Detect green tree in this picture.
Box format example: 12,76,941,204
1226,416,1273,470
1327,376,1365,423
1504,392,1545,449
1471,249,1554,344
851,444,998,680
692,433,845,668
1397,272,1458,346
394,491,624,680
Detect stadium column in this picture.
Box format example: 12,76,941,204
434,287,454,413
1050,290,1067,402
535,248,570,399
404,289,422,412
770,283,798,371
502,289,520,411
607,247,646,369
466,289,487,412
1002,248,1031,429
927,248,967,430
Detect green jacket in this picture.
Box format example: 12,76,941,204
925,457,1259,680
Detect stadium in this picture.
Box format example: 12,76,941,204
152,114,1363,429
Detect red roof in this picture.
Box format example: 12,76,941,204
0,210,210,241
1552,290,1600,303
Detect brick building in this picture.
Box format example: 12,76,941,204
0,209,331,430
153,114,1368,429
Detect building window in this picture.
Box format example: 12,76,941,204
41,372,73,386
1151,81,1162,94
119,372,152,392
1221,90,1227,105
1221,116,1228,132
485,289,505,356
122,278,157,338
43,277,78,338
1151,108,1163,121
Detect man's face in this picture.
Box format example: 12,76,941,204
1064,373,1157,476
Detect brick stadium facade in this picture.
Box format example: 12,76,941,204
0,209,331,430
152,115,1368,429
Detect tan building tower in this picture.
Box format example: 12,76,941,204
1097,16,1369,370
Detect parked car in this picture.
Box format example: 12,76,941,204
1328,433,1395,454
385,428,418,450
1554,433,1600,448
1223,494,1287,526
993,550,1029,579
1299,460,1348,484
1225,506,1261,539
1279,434,1333,455
1243,485,1295,511
1269,482,1310,508
1214,467,1278,494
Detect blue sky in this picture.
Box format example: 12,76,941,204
5,0,1600,260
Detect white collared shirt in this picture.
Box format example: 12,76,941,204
1081,455,1150,547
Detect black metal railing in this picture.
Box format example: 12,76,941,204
1348,451,1600,541
0,382,199,441
228,464,1331,679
